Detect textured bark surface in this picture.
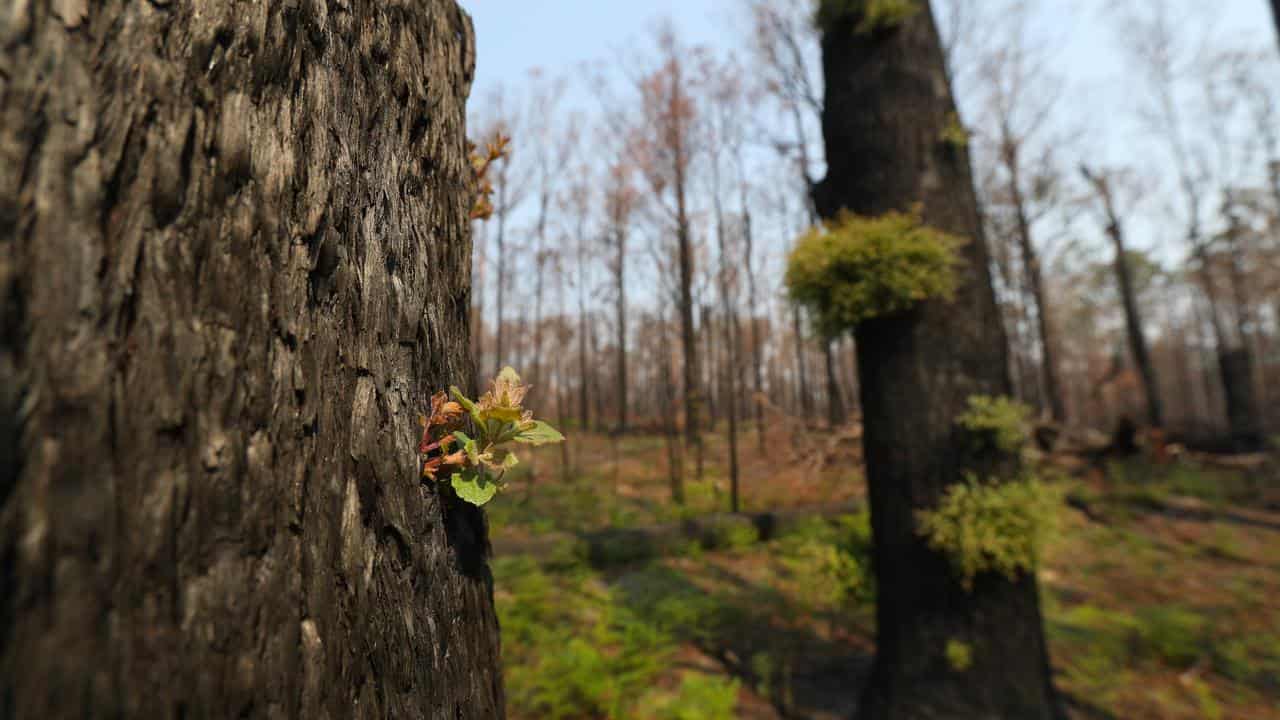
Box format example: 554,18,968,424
815,5,1059,719
0,2,503,718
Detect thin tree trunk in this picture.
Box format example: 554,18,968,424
1271,0,1280,53
494,168,509,373
530,178,552,415
1081,167,1164,429
792,304,812,416
676,163,701,479
578,305,590,432
0,3,503,717
823,338,846,427
473,220,488,390
815,5,1059,717
702,303,718,426
737,207,762,450
1223,210,1266,444
1195,250,1261,450
1007,153,1066,422
531,249,546,414
743,207,766,452
844,335,860,416
615,226,629,433
661,319,685,504
713,194,742,513
590,319,604,433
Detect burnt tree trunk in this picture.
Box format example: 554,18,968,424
792,303,813,416
1272,0,1280,53
675,159,701,482
1081,166,1164,428
0,2,504,718
1194,247,1262,451
742,205,766,452
1007,150,1065,422
814,5,1059,718
614,224,628,434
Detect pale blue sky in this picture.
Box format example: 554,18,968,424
458,0,1278,279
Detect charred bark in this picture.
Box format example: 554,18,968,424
815,5,1059,718
0,2,503,718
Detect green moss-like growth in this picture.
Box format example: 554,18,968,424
945,638,973,672
816,0,921,34
917,474,1063,589
940,113,969,149
957,394,1033,455
784,210,964,336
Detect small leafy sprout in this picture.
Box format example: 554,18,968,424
469,132,511,221
419,367,564,506
939,113,969,149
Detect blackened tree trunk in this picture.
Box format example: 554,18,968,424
677,176,701,483
712,195,742,512
814,5,1059,718
1271,0,1280,53
614,224,629,433
0,2,503,718
1192,246,1262,451
1081,167,1164,428
1007,151,1065,422
1221,209,1264,450
742,206,767,452
792,303,813,416
661,315,686,504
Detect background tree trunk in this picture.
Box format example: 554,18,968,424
815,4,1059,718
0,2,503,717
1271,0,1280,52
1008,162,1065,423
824,338,847,427
1081,167,1164,428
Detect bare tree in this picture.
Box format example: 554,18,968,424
473,84,530,374
971,2,1069,421
1081,166,1166,428
603,158,641,433
631,23,704,489
749,0,828,418
706,55,748,510
524,73,571,414
1122,2,1264,448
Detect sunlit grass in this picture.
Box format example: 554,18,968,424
493,430,1280,719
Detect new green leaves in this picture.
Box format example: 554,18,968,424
513,420,564,446
422,367,565,507
452,468,500,506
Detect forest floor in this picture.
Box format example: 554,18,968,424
487,425,1280,719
